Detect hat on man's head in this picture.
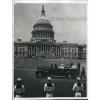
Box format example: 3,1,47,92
17,78,23,81
47,77,51,81
76,77,81,81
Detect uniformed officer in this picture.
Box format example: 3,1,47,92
44,77,54,97
14,78,25,98
72,77,83,97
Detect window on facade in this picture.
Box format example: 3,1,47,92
22,53,24,56
16,48,18,51
23,48,24,51
44,26,46,29
74,49,76,52
15,52,17,56
20,48,21,52
72,49,73,52
37,32,38,36
69,49,70,52
33,32,35,37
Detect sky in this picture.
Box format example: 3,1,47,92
14,3,87,44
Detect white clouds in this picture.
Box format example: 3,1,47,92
14,3,87,43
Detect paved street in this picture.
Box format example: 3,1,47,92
14,69,87,97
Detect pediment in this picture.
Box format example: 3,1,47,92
36,39,54,44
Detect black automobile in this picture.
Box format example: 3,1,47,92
35,65,79,79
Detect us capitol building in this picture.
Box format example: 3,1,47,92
14,5,86,59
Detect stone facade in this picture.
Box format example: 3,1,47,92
14,5,86,59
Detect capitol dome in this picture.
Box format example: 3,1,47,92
34,16,51,26
31,5,54,42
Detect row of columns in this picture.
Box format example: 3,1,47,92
34,26,52,30
32,31,54,38
28,45,62,52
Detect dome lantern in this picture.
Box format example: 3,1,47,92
41,5,45,17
